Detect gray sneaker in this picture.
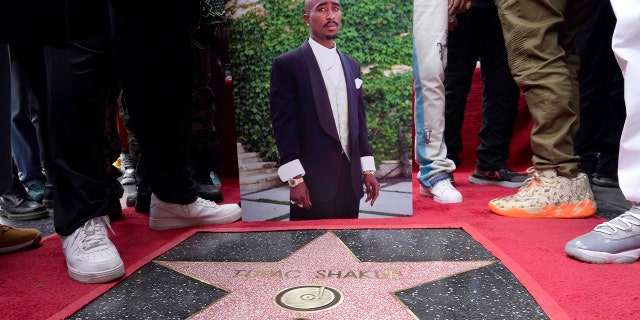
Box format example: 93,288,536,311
565,207,640,264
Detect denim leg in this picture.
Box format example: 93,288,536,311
412,0,456,187
0,44,11,193
10,57,46,187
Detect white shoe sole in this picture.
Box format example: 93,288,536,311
120,177,136,185
419,187,462,204
566,246,640,264
149,207,242,230
67,262,125,283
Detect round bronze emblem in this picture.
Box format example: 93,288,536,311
274,285,343,312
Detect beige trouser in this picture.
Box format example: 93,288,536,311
494,0,593,177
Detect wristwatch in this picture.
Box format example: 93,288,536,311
288,177,304,187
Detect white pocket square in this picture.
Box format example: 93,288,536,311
355,78,362,89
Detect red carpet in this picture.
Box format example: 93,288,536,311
3,70,640,319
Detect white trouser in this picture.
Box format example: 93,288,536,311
412,0,456,187
611,1,640,203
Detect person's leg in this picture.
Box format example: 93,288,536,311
0,44,11,193
612,3,640,204
496,0,590,176
37,34,125,283
190,37,222,201
594,69,625,186
117,1,240,229
565,0,640,264
10,45,52,207
117,2,196,205
45,39,113,235
1,49,43,259
474,4,521,172
489,0,595,218
573,0,614,176
412,0,461,203
443,6,482,168
573,0,625,189
9,52,47,197
0,160,48,220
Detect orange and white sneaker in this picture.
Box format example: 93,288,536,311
488,167,596,218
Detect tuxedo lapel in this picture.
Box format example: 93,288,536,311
339,50,360,145
300,41,340,141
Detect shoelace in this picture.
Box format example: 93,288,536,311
79,217,115,250
517,167,554,194
193,198,220,208
9,184,31,203
595,211,640,235
121,154,136,170
181,198,221,213
433,180,456,193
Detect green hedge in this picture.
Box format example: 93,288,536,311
228,0,412,165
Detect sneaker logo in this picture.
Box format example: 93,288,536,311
479,170,500,180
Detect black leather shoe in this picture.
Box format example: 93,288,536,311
0,186,49,221
195,178,223,202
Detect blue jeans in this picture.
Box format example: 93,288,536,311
0,44,11,192
10,49,46,187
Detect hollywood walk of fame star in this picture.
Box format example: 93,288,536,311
156,232,496,319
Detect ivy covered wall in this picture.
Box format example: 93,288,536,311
226,0,412,166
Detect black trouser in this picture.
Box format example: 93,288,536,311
117,2,197,205
443,3,520,170
573,0,626,178
30,1,197,235
38,39,113,235
289,154,359,220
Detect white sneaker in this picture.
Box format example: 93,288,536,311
61,216,124,283
420,179,463,204
149,194,241,230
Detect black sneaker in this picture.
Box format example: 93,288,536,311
468,168,529,188
592,175,619,188
0,185,49,221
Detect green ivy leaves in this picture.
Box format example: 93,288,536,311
228,0,412,165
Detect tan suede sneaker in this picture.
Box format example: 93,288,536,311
488,167,597,218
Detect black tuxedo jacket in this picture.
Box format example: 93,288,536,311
270,39,373,202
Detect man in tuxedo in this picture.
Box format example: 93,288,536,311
269,0,379,220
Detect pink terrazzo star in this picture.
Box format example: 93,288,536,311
156,232,495,319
